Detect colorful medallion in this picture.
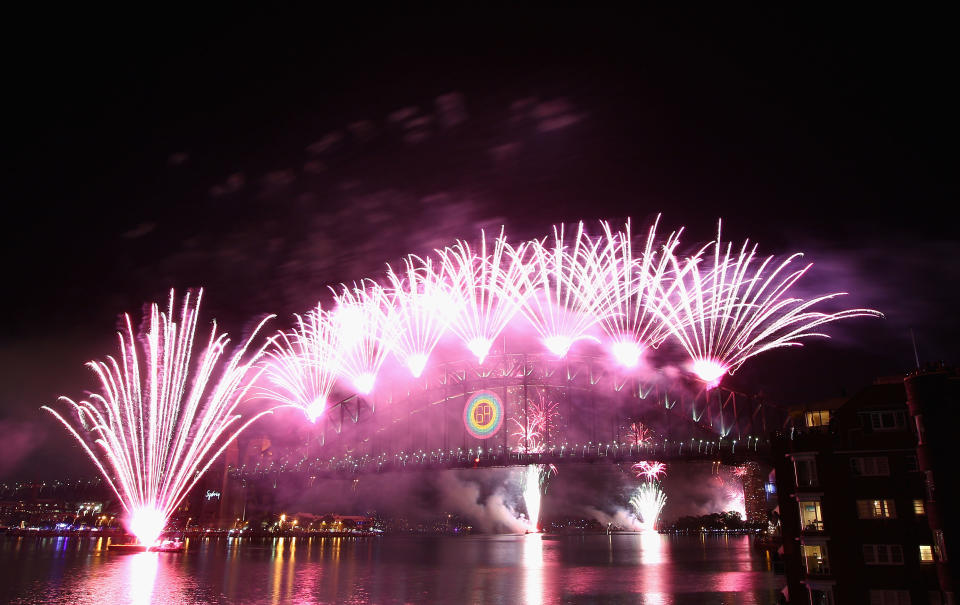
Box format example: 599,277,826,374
463,391,503,439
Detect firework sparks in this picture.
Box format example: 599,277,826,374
331,280,394,395
438,229,529,364
512,394,560,532
660,220,883,387
630,482,667,532
42,290,274,545
632,460,667,481
624,421,652,446
512,223,602,358
579,217,682,368
732,465,748,479
385,255,452,377
261,304,338,422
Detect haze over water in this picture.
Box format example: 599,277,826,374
0,533,780,604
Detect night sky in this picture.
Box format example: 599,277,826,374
1,7,957,480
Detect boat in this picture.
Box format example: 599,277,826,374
150,538,185,553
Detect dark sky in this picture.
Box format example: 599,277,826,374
1,7,957,480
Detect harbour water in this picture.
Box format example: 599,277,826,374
0,533,782,604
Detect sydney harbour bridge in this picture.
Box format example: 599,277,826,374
229,352,784,483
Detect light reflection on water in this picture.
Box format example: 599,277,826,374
0,533,780,604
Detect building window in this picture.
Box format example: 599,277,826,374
850,456,890,477
913,499,925,516
806,410,830,428
919,545,934,563
802,543,830,575
905,454,918,472
860,410,907,431
869,590,911,605
863,544,904,565
799,500,824,532
857,499,897,519
795,458,818,487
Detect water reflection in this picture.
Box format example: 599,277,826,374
127,552,159,605
0,534,781,604
522,533,544,605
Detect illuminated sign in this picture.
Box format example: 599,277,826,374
205,490,221,500
463,391,503,439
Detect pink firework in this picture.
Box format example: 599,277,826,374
632,460,667,481
385,255,452,377
42,290,274,546
625,421,652,446
660,220,882,387
732,465,748,479
578,217,682,368
330,280,394,395
512,394,560,454
261,304,339,422
437,228,529,364
512,223,602,358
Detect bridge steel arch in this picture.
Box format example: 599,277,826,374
232,353,783,480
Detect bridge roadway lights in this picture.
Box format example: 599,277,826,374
229,444,770,482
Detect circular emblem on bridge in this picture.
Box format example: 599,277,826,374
463,391,503,439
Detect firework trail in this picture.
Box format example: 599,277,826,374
261,304,339,422
330,280,394,394
512,394,560,531
632,460,667,481
385,255,453,378
660,220,883,387
511,223,603,358
42,290,274,545
579,217,682,368
630,482,667,532
438,229,529,364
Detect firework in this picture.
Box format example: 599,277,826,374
513,394,560,532
624,421,652,446
521,464,543,532
42,290,274,545
732,465,748,479
261,304,338,422
630,482,667,532
725,485,746,516
660,220,883,387
632,460,667,481
579,217,682,368
437,229,529,364
330,280,394,394
512,223,602,358
385,255,452,377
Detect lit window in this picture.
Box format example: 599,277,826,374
802,543,830,575
919,545,934,563
913,499,925,515
799,500,824,532
806,410,830,428
857,499,896,519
